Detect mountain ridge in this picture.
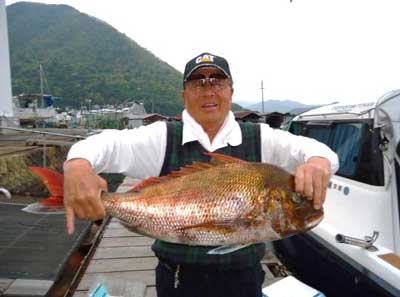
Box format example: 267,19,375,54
7,2,183,115
234,99,319,114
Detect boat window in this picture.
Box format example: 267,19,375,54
308,126,331,146
289,120,384,185
330,123,363,176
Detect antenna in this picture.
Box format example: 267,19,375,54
260,80,265,113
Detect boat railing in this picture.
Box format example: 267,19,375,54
0,126,86,139
335,231,379,252
0,126,90,168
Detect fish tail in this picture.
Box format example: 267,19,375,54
23,167,65,214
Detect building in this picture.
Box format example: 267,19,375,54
234,111,262,122
122,113,169,129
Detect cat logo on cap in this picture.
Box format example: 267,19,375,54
195,54,215,64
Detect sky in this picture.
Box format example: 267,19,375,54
5,0,400,105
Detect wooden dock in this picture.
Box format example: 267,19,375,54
72,178,158,297
72,177,290,297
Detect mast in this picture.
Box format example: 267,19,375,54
40,64,44,108
0,0,13,117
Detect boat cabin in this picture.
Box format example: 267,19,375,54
273,90,400,297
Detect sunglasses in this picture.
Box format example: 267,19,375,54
185,73,230,91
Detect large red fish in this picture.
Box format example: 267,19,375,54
26,153,323,254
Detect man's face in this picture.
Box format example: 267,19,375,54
182,67,233,129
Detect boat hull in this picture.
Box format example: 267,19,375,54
273,233,399,297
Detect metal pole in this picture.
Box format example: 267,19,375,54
261,80,265,113
87,99,92,131
88,100,90,129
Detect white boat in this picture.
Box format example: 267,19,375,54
273,90,400,297
12,93,56,127
12,64,57,127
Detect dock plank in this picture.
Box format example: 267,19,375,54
70,291,87,297
103,227,144,238
99,236,154,247
107,221,126,229
86,257,158,273
76,270,155,291
79,275,146,297
261,249,283,265
145,286,157,297
93,246,155,259
262,263,276,281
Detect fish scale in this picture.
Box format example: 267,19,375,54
101,155,323,246
26,153,324,249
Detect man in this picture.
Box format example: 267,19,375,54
64,52,339,297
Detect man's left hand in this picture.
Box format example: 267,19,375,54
294,157,331,210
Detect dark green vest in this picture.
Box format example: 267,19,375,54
151,121,266,267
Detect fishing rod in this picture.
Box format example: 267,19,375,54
0,126,88,139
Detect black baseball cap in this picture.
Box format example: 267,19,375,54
183,52,232,86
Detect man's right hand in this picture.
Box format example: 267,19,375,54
63,158,108,234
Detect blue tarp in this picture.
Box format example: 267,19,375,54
43,94,54,107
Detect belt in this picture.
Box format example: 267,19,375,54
158,258,259,272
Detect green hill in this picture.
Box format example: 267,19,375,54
7,2,183,115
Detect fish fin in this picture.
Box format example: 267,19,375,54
118,220,138,232
127,153,247,191
22,202,65,214
204,152,248,165
119,220,154,238
207,243,252,255
128,176,165,192
176,218,253,232
24,167,65,214
164,153,247,179
29,166,64,197
166,163,213,179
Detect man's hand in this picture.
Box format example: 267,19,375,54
294,157,331,210
63,159,108,235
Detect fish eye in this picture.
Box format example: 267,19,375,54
291,193,302,204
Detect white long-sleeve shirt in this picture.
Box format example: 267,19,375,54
67,110,339,178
